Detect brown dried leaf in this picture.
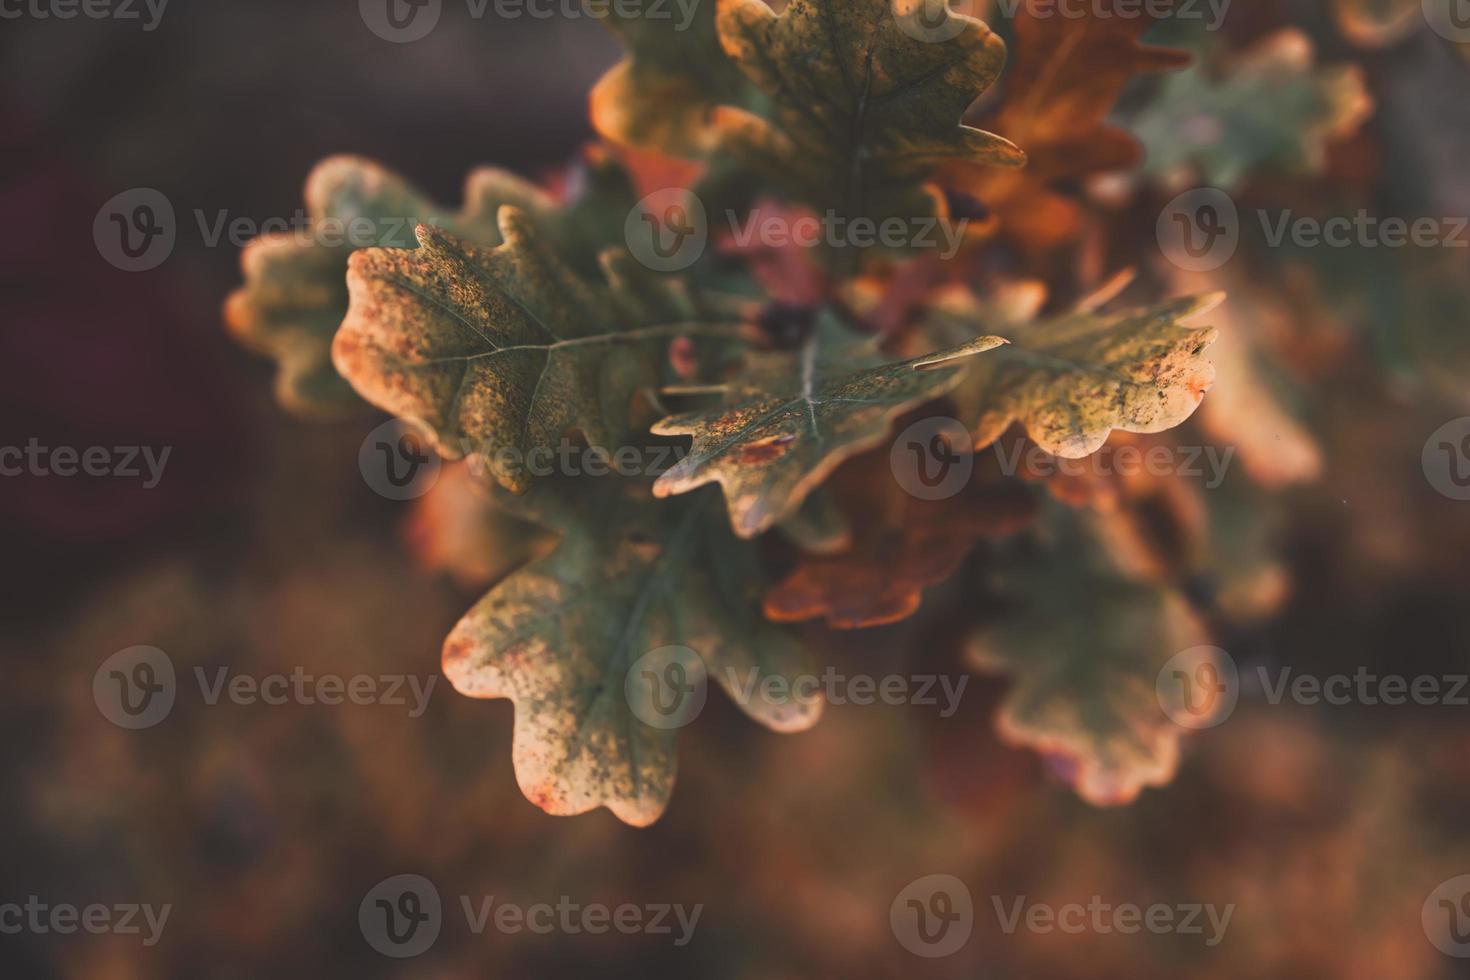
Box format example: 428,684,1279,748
764,451,1037,628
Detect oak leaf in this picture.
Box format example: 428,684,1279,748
333,208,741,494
442,478,821,826
226,156,551,416
969,510,1210,805
710,0,1023,234
764,450,1037,628
922,289,1223,457
1130,30,1373,189
942,3,1188,251
403,461,555,589
591,0,764,157
651,315,1007,537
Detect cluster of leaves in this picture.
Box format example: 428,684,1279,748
223,0,1386,826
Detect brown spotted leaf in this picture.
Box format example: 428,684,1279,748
333,208,741,494
442,478,820,826
226,156,552,416
651,316,1007,537
710,0,1023,232
922,290,1223,457
590,0,764,157
969,509,1210,806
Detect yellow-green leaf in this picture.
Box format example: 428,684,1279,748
652,315,1005,537
711,0,1023,231
590,0,764,156
333,208,741,494
226,156,551,416
969,510,1211,805
442,478,820,826
923,290,1223,458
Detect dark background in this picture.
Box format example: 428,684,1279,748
4,2,1470,978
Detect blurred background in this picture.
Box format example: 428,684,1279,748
4,1,1470,977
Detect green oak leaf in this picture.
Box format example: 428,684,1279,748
709,0,1023,233
590,0,765,157
332,207,742,494
227,154,638,417
652,314,1006,538
921,290,1223,458
1130,30,1371,189
226,156,552,417
969,509,1211,806
442,477,821,826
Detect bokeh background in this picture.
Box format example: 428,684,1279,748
4,1,1470,977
